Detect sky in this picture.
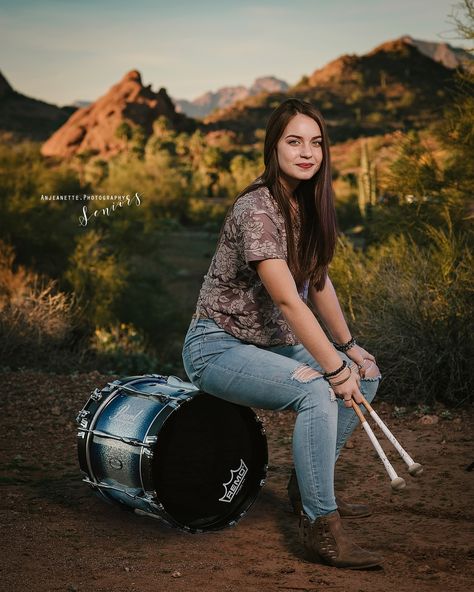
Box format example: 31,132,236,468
0,0,468,106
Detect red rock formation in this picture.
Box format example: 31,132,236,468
41,70,195,159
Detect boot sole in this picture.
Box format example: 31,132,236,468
305,549,384,570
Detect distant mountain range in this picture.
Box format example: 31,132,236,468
203,36,470,144
70,76,289,118
70,35,471,120
172,76,289,118
402,34,472,69
0,35,471,156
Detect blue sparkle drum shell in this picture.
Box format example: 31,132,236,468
76,374,268,533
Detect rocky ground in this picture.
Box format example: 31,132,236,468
1,370,473,592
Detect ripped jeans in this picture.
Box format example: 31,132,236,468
181,316,382,520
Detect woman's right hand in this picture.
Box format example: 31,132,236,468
330,364,363,408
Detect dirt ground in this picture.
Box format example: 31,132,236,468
1,370,473,592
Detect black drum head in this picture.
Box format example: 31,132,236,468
152,392,268,532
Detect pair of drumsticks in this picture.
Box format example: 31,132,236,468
350,360,423,490
352,395,423,490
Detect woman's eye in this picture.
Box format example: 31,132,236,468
288,140,321,146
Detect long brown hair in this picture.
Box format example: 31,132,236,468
222,97,338,291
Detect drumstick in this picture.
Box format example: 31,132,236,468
359,395,423,476
351,401,406,491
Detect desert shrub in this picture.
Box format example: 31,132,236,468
90,322,159,374
330,210,473,406
0,240,87,370
64,230,129,327
0,140,83,276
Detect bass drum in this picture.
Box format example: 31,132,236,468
76,374,268,533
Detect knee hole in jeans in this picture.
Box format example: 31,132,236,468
290,363,324,383
361,361,382,381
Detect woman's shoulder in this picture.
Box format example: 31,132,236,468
233,184,278,217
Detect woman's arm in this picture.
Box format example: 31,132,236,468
254,258,364,404
307,275,352,345
253,259,343,373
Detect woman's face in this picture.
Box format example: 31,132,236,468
276,113,323,195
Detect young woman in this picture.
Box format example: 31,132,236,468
182,98,384,569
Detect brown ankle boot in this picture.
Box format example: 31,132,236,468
299,510,384,569
287,469,371,518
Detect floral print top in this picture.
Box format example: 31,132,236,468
194,184,310,346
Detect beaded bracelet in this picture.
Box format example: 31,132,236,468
323,359,347,380
332,336,357,352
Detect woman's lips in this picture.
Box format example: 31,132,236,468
296,163,314,169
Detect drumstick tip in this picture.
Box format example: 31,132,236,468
408,462,423,477
390,476,406,491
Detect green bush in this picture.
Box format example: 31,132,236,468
330,212,473,406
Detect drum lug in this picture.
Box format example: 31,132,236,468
90,388,102,401
144,494,163,510
143,448,154,458
76,409,90,427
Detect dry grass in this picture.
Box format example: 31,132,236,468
0,240,84,369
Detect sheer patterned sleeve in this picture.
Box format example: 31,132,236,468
239,208,286,264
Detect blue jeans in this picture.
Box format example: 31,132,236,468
181,316,382,520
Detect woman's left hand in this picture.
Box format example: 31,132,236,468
345,345,377,378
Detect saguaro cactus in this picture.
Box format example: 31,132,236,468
357,139,377,218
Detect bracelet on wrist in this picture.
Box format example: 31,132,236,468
332,336,357,352
328,366,352,386
323,360,347,380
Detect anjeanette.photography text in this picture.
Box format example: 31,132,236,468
40,193,136,201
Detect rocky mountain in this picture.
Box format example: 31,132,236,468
203,36,463,144
0,71,75,140
41,70,197,159
402,34,473,70
173,76,289,118
3,34,469,157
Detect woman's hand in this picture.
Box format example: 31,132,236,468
345,344,377,378
329,362,363,408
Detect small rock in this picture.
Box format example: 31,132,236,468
171,571,182,578
344,440,355,449
418,415,439,425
